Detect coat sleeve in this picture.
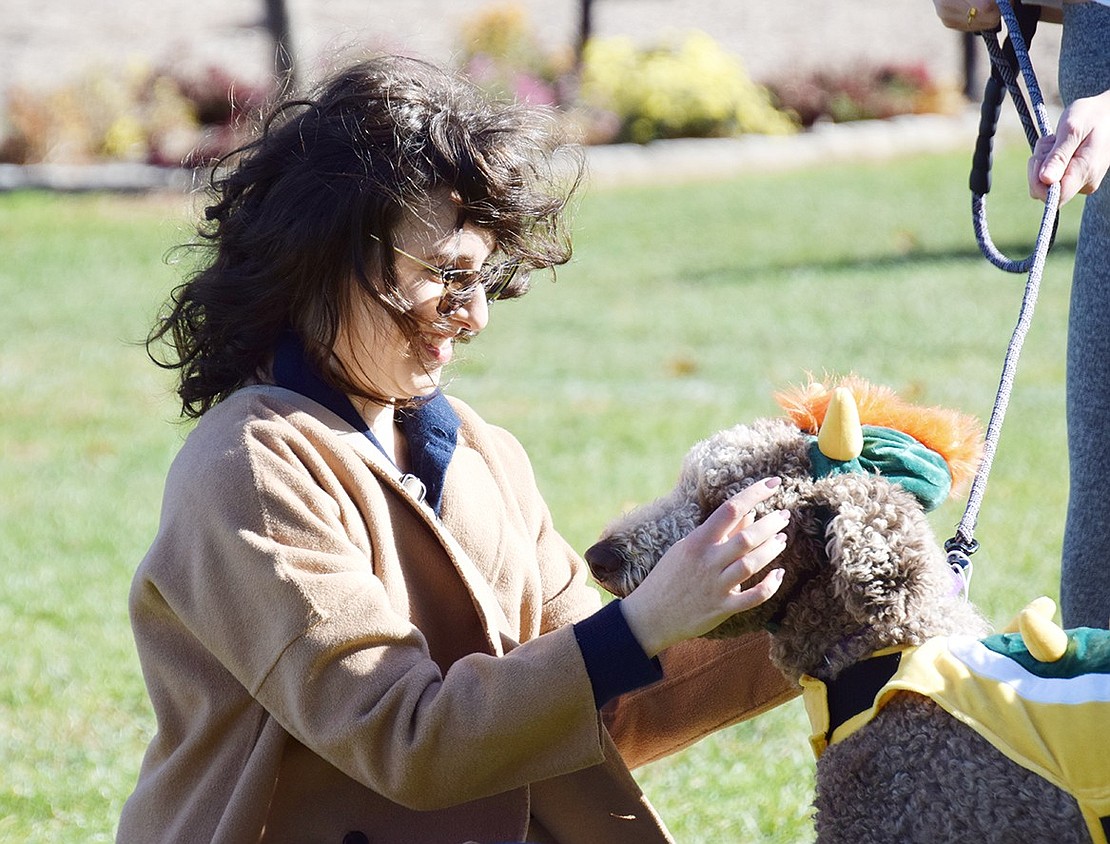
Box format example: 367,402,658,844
602,633,800,769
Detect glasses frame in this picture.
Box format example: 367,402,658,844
369,234,519,317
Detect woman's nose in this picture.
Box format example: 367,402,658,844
453,285,490,333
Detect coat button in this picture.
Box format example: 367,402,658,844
342,833,369,844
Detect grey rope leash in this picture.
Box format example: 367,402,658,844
944,0,1062,592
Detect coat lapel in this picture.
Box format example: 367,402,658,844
248,385,515,657
335,426,515,657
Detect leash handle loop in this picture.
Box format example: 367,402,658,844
970,0,1059,272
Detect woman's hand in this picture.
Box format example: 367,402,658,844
932,0,1000,30
1029,90,1110,205
619,478,789,657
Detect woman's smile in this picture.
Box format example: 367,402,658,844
422,328,458,366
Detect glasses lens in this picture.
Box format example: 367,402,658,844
436,270,478,316
436,263,521,315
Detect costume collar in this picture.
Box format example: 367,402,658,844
800,646,908,757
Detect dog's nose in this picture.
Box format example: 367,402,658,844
584,541,624,580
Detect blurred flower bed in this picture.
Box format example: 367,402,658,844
766,63,965,127
573,31,798,143
0,61,269,167
457,4,573,109
0,3,962,168
456,6,796,144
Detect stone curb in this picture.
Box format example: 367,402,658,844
0,110,1023,194
583,109,1024,188
0,161,200,193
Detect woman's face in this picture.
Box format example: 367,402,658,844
334,192,495,401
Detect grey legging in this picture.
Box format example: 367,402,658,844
1058,1,1110,628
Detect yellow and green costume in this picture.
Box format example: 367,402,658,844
801,630,1110,843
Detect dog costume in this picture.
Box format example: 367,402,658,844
787,383,1110,844
801,626,1110,843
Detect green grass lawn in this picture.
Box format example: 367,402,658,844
0,141,1083,843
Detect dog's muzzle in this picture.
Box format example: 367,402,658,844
584,540,634,596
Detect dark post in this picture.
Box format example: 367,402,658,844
265,0,297,92
963,32,981,101
576,0,595,68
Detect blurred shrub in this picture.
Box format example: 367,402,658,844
0,62,269,167
767,63,964,127
173,66,270,168
577,31,798,144
455,7,795,145
457,3,572,107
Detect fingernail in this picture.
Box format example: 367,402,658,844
777,509,791,521
770,568,785,585
775,532,788,543
764,477,781,489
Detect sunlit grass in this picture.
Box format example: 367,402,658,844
0,141,1082,842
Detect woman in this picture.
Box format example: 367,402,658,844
118,55,797,844
932,0,1110,629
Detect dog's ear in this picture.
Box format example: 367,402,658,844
812,473,944,625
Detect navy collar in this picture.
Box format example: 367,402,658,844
271,329,459,514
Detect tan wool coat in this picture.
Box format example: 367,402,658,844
118,385,797,844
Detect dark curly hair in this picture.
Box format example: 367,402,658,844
149,54,583,417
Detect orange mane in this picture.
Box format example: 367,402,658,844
773,374,984,495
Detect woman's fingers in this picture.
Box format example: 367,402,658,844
620,478,792,656
697,477,783,547
716,491,790,608
1029,135,1055,202
726,566,786,614
724,527,788,589
732,508,790,556
1030,93,1110,204
688,481,791,590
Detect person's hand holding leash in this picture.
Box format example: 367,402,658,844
933,0,1001,30
1030,90,1110,204
930,0,1110,206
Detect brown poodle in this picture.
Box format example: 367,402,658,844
585,377,1107,844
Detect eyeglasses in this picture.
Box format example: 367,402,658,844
370,234,521,317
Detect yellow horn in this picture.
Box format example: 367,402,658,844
1006,597,1068,663
1001,595,1057,633
1019,606,1069,663
818,387,864,461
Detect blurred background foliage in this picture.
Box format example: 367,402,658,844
0,61,269,168
576,31,798,143
0,1,964,167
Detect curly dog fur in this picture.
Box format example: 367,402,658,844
585,413,1091,843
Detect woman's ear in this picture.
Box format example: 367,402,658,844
815,474,940,625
